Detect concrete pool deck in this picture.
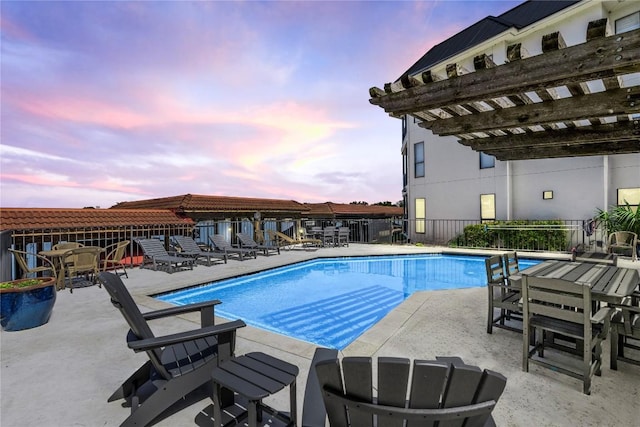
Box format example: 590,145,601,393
1,244,638,426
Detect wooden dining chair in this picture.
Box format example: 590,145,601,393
502,251,520,278
610,297,640,369
522,275,613,395
486,254,521,333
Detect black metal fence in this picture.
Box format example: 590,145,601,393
405,219,605,252
2,217,606,282
192,218,406,246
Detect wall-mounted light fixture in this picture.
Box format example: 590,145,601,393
543,191,553,200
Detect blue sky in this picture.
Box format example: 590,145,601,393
1,0,521,208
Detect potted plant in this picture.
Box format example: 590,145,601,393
0,276,57,331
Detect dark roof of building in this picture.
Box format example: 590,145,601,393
402,0,581,77
0,208,193,231
111,194,310,213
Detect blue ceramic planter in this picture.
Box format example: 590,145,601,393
0,278,57,331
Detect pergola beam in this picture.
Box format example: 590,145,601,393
423,87,639,136
485,141,640,161
370,28,640,116
458,121,639,151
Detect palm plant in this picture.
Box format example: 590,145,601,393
595,203,640,236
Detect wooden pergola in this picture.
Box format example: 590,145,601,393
369,21,640,160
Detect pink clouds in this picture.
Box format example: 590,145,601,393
1,1,521,208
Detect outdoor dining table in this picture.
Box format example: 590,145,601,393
39,246,105,291
512,259,640,305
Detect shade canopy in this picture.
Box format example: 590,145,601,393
369,24,640,161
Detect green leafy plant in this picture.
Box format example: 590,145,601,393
450,220,567,251
0,278,48,290
595,203,640,236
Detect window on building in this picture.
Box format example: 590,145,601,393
616,11,640,34
618,188,640,209
402,116,407,139
414,142,425,178
479,152,495,169
480,194,496,221
402,145,408,188
415,198,426,233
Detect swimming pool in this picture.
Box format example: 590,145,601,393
157,254,540,349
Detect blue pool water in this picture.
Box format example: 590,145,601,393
157,254,540,350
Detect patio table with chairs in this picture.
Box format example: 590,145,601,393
39,246,105,291
513,259,640,395
512,259,639,305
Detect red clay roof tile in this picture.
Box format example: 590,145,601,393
305,202,403,217
0,208,192,231
111,194,309,213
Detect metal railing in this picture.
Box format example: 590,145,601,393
192,218,406,246
3,217,605,281
1,218,406,281
2,223,194,282
405,219,605,252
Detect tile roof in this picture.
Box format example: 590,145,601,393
305,202,403,217
402,0,580,76
111,194,310,213
0,208,193,231
0,199,401,232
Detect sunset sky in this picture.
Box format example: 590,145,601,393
1,0,521,208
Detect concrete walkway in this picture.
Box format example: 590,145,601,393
1,244,638,426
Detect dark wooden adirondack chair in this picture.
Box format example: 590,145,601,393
315,355,507,427
302,347,339,427
486,254,522,333
98,272,246,427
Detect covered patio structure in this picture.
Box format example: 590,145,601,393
369,24,639,160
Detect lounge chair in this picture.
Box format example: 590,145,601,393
522,275,613,395
236,232,280,256
209,234,257,261
314,353,507,426
97,272,246,427
136,238,194,273
266,229,321,250
171,235,227,265
102,240,130,278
